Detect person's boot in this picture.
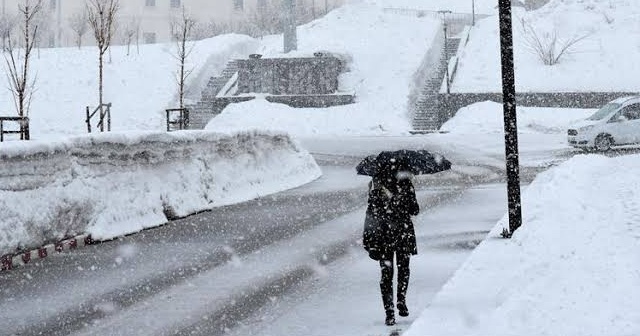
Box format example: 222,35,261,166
385,309,396,326
397,301,409,317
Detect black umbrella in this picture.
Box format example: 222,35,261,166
355,149,451,177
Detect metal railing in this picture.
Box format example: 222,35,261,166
0,116,30,142
86,103,112,133
166,108,190,131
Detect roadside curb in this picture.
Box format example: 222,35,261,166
1,234,93,271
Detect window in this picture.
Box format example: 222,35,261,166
145,0,156,6
143,32,156,44
621,104,640,121
233,0,244,11
170,0,181,8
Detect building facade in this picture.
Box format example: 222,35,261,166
0,0,344,48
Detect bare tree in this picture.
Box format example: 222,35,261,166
33,8,52,55
192,19,232,40
86,0,119,111
0,13,16,51
170,8,196,109
120,16,138,56
3,0,43,119
249,1,282,37
68,10,89,49
519,18,591,66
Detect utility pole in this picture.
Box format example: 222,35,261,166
497,0,522,237
283,0,297,53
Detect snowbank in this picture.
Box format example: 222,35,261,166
440,101,594,134
0,130,321,256
206,3,442,137
404,153,640,336
452,0,640,92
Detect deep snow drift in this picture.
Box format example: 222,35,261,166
0,131,321,256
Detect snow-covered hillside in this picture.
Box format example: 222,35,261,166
453,0,640,92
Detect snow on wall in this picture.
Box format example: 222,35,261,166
0,131,321,256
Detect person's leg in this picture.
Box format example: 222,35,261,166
379,256,395,325
396,253,411,316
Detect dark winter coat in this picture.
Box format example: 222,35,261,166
363,177,419,260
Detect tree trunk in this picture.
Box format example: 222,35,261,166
179,38,186,108
18,91,24,118
99,51,104,130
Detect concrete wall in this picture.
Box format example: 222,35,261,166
236,55,344,95
435,92,639,128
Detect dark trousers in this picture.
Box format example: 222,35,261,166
379,252,410,311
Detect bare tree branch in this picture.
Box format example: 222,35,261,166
86,0,119,111
121,16,139,56
0,12,16,51
3,0,43,118
519,17,591,66
69,9,89,49
171,7,196,109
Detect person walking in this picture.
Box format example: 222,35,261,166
363,169,419,326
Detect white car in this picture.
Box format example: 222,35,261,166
568,96,640,151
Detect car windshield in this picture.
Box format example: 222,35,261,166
587,103,621,120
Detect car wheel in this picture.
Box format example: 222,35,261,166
594,134,613,152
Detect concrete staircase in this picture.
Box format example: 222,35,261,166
412,37,461,131
186,60,240,129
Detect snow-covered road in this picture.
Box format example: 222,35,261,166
222,183,509,336
0,153,519,336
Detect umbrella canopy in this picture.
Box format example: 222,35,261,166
356,149,451,177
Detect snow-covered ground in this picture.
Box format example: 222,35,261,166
452,0,640,92
1,0,639,334
404,153,640,336
0,34,258,140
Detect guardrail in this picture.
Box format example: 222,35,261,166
441,25,472,93
216,72,239,98
382,7,490,26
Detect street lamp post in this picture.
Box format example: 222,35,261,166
438,10,452,94
497,0,522,237
472,0,475,25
